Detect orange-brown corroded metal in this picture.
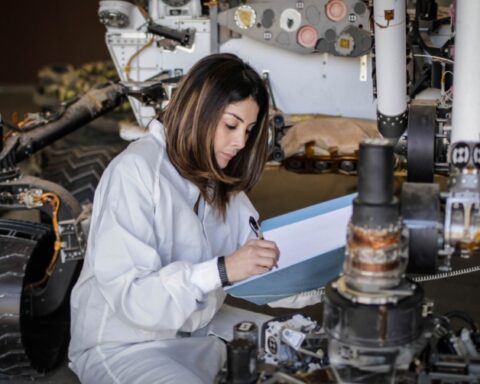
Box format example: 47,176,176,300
348,225,401,250
351,259,399,272
348,226,402,272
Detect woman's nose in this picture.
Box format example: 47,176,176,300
232,129,247,149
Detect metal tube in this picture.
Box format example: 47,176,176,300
357,140,394,205
451,1,480,143
374,0,407,116
15,84,125,162
374,0,408,139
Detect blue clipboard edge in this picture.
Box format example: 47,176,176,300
261,193,357,231
227,247,345,305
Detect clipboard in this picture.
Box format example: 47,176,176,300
226,194,356,305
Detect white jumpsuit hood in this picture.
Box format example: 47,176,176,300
68,120,263,383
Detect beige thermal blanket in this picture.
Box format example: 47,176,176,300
281,117,381,157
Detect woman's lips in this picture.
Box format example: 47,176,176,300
222,152,234,161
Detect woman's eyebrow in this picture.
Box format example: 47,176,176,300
225,112,256,126
225,112,243,122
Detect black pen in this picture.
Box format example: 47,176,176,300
249,216,264,240
249,216,278,269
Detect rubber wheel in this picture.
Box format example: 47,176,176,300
0,219,70,379
41,145,124,205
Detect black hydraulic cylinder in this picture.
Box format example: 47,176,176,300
352,139,399,228
357,139,394,205
147,23,194,47
15,83,125,162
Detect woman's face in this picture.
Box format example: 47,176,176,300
214,97,259,169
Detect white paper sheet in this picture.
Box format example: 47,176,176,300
264,205,352,269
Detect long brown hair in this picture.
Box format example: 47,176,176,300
160,53,269,218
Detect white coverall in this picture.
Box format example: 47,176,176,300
68,120,269,383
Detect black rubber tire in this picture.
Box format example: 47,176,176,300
41,145,124,205
0,219,66,379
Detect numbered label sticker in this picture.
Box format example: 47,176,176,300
267,336,278,354
473,144,480,169
451,142,470,168
237,322,254,332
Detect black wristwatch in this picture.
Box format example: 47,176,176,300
217,256,231,287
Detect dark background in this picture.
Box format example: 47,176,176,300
0,0,110,84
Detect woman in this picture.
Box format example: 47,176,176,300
68,53,279,383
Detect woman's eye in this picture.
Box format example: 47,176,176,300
226,124,237,130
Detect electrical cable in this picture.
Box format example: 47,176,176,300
443,310,478,332
2,95,79,134
1,117,31,133
375,19,390,29
124,37,156,80
413,53,454,64
440,70,454,86
25,192,62,291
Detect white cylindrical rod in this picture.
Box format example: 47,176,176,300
451,1,480,143
374,0,407,116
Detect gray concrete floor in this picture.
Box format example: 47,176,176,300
1,87,479,383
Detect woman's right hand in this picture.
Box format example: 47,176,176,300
224,239,280,284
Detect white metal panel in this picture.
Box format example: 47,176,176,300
105,19,212,126
220,36,376,118
103,11,376,126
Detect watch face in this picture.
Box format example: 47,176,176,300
162,0,191,7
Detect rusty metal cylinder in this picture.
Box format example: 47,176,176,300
344,139,406,292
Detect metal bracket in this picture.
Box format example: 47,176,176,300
59,219,86,262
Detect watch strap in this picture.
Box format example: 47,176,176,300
217,256,231,287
